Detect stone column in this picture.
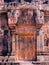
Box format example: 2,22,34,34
11,34,16,56
15,35,19,60
39,29,44,51
7,30,12,55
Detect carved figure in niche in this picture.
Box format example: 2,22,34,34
44,34,49,46
16,9,36,24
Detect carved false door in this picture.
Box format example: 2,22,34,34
15,26,36,61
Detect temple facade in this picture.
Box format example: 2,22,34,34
0,0,49,62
